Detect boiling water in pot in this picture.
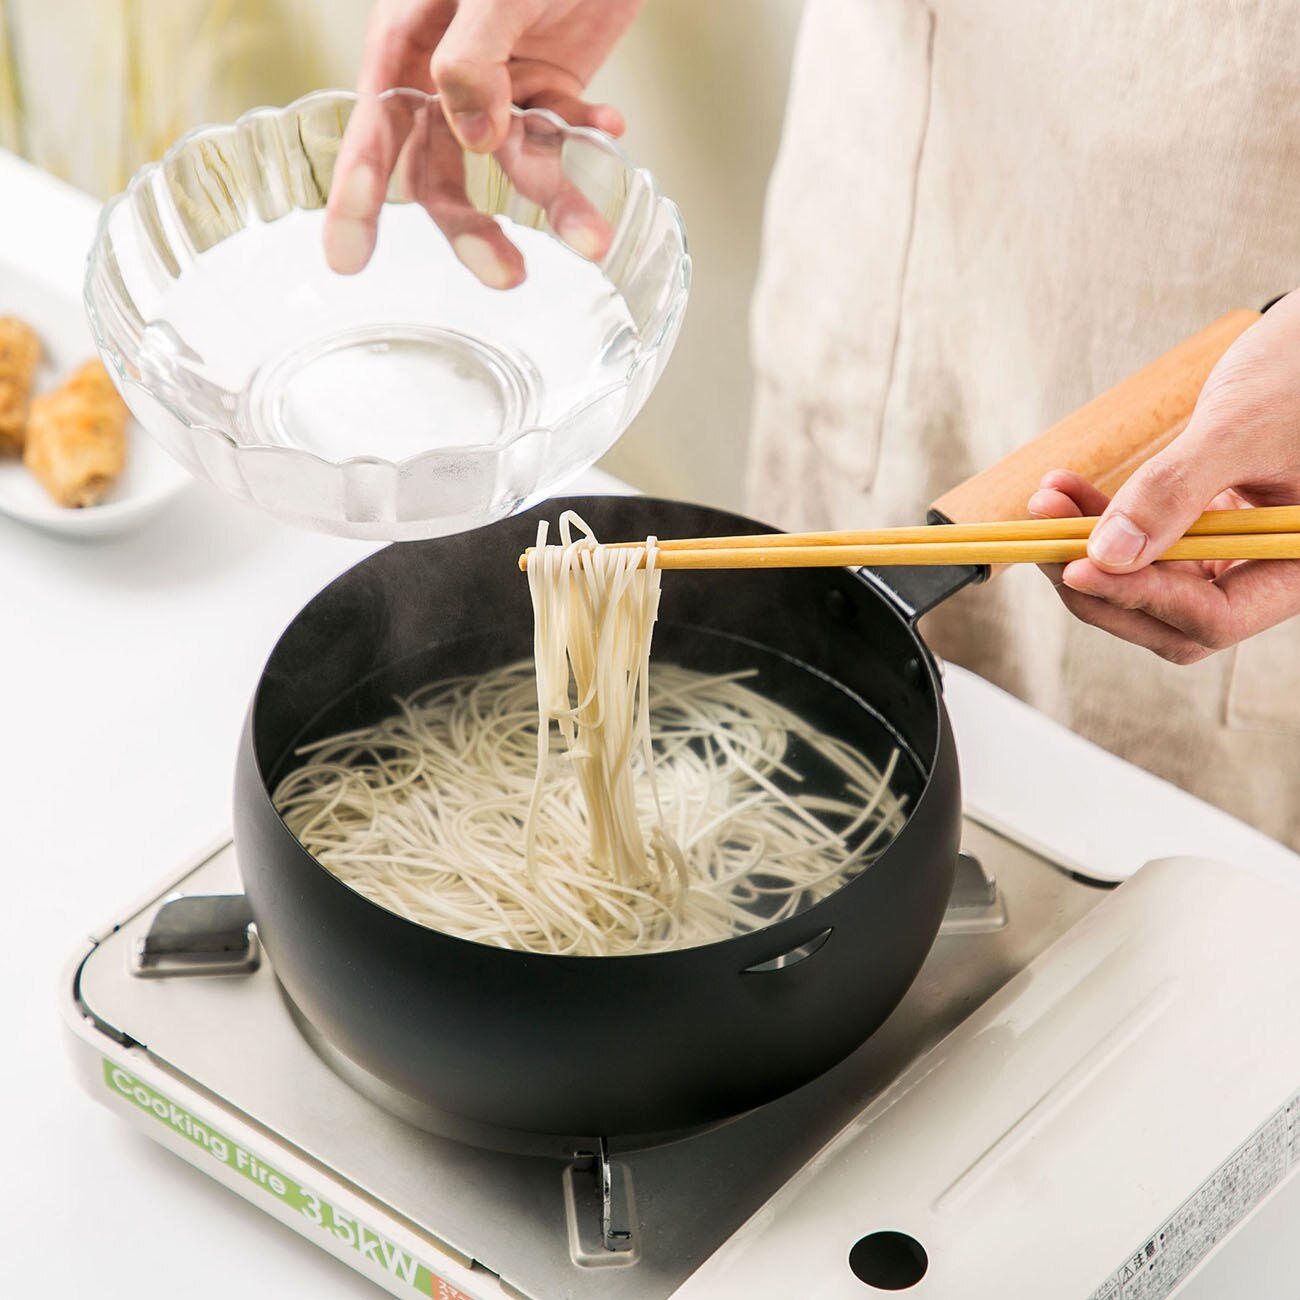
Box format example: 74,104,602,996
269,623,926,953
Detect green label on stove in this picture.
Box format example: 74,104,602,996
101,1059,473,1300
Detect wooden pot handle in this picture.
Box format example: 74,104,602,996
931,309,1260,525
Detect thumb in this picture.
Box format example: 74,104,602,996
1087,432,1229,573
431,0,534,152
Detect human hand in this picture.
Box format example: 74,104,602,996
1028,290,1300,664
324,0,642,284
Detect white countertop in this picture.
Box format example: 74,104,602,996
3,150,1297,1299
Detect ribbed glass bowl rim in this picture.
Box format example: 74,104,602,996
83,87,691,472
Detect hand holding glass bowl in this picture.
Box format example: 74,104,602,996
325,83,615,287
85,89,689,540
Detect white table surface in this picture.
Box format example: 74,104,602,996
3,150,1298,1299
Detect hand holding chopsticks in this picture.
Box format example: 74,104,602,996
518,505,1300,571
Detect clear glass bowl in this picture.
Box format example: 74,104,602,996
85,89,690,540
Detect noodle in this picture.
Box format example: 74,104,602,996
524,512,683,899
273,515,908,955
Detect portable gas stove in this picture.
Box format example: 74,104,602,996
62,802,1300,1299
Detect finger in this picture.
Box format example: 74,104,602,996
494,113,613,261
1036,469,1113,517
1205,558,1300,639
400,104,524,289
1086,399,1250,575
326,95,413,274
1061,559,1238,648
1063,556,1300,654
431,0,535,152
1029,473,1102,588
1051,583,1211,664
1027,487,1085,520
325,5,435,274
583,101,626,137
508,61,627,135
1037,561,1068,590
1026,488,1080,587
1062,542,1215,582
524,87,626,136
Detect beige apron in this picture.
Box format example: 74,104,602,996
748,0,1300,849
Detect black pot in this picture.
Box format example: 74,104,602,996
234,496,961,1142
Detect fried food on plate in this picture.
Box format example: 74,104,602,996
23,360,128,507
0,316,42,454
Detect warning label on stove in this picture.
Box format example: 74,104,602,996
102,1059,475,1300
1087,1086,1300,1300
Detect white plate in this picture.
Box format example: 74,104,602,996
0,262,189,540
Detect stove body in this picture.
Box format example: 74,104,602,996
63,817,1300,1299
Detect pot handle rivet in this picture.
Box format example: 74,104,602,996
741,926,833,975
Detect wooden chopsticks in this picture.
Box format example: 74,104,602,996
517,505,1300,571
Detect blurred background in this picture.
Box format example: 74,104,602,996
0,0,802,510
